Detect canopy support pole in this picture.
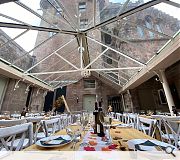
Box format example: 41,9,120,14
158,70,175,116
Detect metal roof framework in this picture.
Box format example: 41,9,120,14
0,0,179,90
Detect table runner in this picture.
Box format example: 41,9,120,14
78,128,118,151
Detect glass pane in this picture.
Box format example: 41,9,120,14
88,20,169,64
0,15,23,24
87,35,141,85
0,38,31,69
12,33,74,71
19,0,76,31
31,52,78,74
46,72,82,87
0,27,26,40
93,0,152,26
0,2,50,28
98,71,120,85
126,3,180,37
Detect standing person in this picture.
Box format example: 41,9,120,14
21,107,27,117
172,106,179,116
107,105,113,113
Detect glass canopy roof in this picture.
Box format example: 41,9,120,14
0,0,179,89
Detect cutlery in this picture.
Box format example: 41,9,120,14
71,136,80,150
155,146,163,151
155,146,176,157
66,128,74,137
165,146,176,157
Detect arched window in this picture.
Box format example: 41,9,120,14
145,15,154,38
155,18,163,33
156,24,162,33
137,26,144,38
136,19,144,38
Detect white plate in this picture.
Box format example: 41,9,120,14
116,124,132,128
36,135,72,148
127,139,176,151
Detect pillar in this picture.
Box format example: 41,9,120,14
121,93,126,111
159,70,175,116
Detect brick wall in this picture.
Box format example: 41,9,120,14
123,61,180,112
1,79,28,112
66,75,118,111
1,79,45,113
29,88,45,112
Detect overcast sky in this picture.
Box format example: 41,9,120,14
0,0,179,53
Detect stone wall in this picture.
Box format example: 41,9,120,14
30,88,46,112
0,28,46,113
66,75,118,111
1,78,46,113
1,79,28,112
0,29,33,70
123,60,180,112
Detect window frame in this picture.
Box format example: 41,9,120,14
79,2,86,12
80,19,88,29
84,79,96,89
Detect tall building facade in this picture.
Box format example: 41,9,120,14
0,29,46,112
32,0,179,112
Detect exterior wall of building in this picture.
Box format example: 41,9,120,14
1,79,28,112
0,29,46,113
0,29,33,70
29,88,46,112
101,5,179,84
1,78,45,113
123,60,180,113
66,75,118,111
165,61,180,109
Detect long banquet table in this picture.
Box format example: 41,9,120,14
25,121,154,151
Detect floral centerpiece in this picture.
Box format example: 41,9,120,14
52,96,64,112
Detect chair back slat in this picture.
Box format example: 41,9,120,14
0,119,26,127
41,118,60,137
116,113,122,121
0,122,33,151
138,117,156,136
161,117,180,147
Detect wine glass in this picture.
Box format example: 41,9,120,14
80,112,89,134
99,113,112,145
66,113,82,150
88,113,94,131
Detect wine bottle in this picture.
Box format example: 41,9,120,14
93,102,98,134
97,104,105,137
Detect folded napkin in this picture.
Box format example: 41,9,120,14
40,136,70,146
84,146,95,151
135,140,166,151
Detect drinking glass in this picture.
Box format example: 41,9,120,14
66,113,82,150
11,111,20,119
99,114,112,144
81,112,89,134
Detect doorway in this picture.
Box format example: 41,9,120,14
83,94,96,112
